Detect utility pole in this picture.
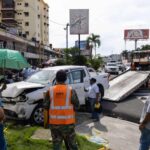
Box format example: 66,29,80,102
135,39,138,51
64,23,69,49
78,34,81,56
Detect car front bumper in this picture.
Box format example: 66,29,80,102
3,102,37,120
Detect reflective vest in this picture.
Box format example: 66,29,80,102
49,85,75,125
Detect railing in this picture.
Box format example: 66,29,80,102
2,15,15,19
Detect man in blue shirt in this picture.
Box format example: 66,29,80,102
0,77,7,150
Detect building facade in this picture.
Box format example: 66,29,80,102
0,0,49,46
0,28,63,66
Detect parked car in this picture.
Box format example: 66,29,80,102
2,66,109,125
105,62,120,74
117,62,126,72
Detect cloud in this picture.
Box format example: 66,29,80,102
46,0,150,56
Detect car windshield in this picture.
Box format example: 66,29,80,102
26,70,56,84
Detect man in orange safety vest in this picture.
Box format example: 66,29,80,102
44,70,79,150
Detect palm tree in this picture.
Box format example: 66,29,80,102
87,33,101,56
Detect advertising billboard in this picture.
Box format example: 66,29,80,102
124,29,149,40
75,40,87,50
70,9,89,35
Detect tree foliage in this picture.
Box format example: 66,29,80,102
55,59,66,66
57,47,87,66
86,33,101,56
122,50,128,58
141,44,150,50
88,55,103,70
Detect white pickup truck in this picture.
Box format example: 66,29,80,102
2,66,109,124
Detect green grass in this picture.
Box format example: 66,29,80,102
5,125,102,150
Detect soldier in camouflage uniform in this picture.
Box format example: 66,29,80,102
43,70,79,150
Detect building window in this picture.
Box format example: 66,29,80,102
38,14,40,19
24,12,29,16
25,22,29,26
25,3,29,7
17,3,22,5
25,31,29,36
38,33,40,37
17,13,22,15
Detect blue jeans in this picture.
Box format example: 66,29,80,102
139,128,150,150
0,124,7,150
88,98,99,120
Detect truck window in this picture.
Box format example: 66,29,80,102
53,71,72,85
70,70,84,84
66,73,72,84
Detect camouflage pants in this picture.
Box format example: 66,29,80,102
50,124,78,150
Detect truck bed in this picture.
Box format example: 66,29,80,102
104,71,150,102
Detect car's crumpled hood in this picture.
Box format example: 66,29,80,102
2,81,45,98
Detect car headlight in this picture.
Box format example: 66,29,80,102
15,95,28,102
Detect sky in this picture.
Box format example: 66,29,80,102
44,0,150,56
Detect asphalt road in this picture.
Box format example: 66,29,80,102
102,96,142,123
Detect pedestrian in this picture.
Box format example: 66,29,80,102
0,77,7,150
43,70,79,150
139,96,150,150
87,78,100,122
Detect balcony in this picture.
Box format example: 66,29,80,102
1,1,15,10
1,7,15,11
2,10,15,18
2,12,17,25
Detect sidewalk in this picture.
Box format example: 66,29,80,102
76,116,140,150
31,115,140,150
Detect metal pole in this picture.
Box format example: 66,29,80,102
124,40,127,50
135,39,137,50
78,34,80,56
64,23,69,49
66,23,69,49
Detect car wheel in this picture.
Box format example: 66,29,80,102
31,104,44,125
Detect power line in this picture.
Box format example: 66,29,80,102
49,20,65,26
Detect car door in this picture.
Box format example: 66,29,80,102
69,69,86,105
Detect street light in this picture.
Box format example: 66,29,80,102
64,23,69,49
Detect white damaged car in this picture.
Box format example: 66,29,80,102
2,66,109,124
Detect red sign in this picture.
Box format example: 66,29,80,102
124,29,149,40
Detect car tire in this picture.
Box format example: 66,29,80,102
30,103,44,125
